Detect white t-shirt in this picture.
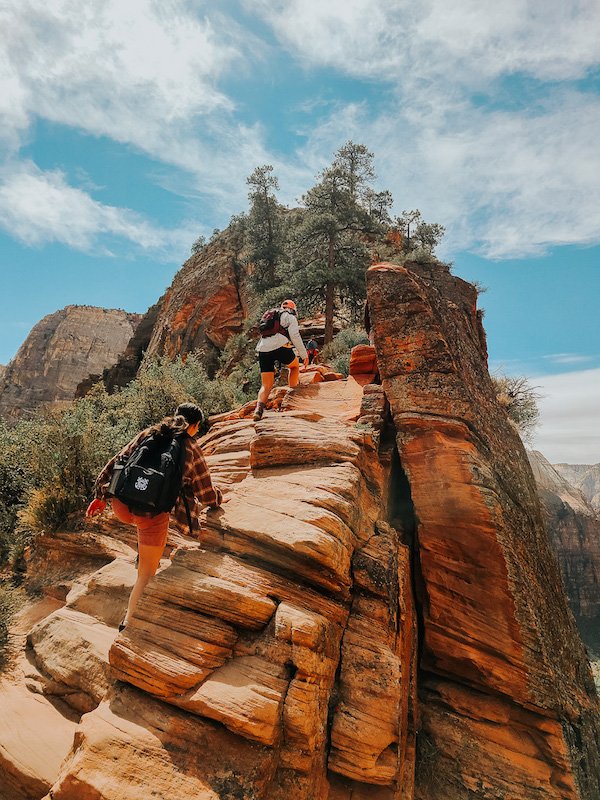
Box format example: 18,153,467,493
255,310,308,360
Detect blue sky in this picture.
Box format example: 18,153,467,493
1,1,599,462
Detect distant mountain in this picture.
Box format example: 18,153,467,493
528,450,600,648
554,462,600,513
0,305,141,421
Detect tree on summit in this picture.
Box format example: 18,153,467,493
290,141,392,344
245,165,286,290
395,209,445,256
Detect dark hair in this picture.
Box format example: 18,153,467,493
147,403,205,440
175,402,205,426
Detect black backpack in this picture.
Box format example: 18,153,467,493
107,432,187,516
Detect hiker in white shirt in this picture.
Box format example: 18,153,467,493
253,299,308,421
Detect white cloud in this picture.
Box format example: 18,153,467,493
293,89,600,258
0,0,272,206
0,161,196,257
1,0,600,258
543,353,596,366
1,1,235,146
531,368,600,464
248,0,600,83
247,0,600,257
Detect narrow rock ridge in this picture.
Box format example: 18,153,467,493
0,262,597,800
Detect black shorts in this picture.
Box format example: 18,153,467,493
258,346,297,373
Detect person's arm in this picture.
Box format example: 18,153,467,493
281,312,308,360
184,439,222,509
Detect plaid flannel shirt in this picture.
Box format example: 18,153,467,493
94,428,222,532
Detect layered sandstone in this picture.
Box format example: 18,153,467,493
1,374,416,800
367,261,599,800
0,306,140,421
555,462,600,513
1,262,598,800
144,231,250,375
528,451,600,649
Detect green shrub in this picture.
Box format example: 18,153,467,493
1,353,245,540
320,327,369,376
492,373,541,442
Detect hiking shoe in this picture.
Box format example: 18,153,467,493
253,403,265,422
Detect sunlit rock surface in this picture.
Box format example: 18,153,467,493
368,260,599,800
1,262,598,800
0,305,140,421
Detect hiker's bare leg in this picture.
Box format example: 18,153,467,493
124,542,164,624
258,372,275,405
287,357,300,388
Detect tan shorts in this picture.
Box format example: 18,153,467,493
111,498,170,548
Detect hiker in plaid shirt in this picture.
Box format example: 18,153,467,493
86,402,222,631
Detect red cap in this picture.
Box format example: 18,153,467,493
281,299,297,311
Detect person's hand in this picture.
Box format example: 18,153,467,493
86,498,107,518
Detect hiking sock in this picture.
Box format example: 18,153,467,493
253,401,266,421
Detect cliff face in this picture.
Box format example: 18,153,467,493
555,463,600,513
100,299,164,392
144,232,250,375
528,450,600,643
1,263,598,800
367,261,599,799
0,306,141,421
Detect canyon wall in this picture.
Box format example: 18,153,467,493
144,231,250,375
555,463,600,514
529,450,600,649
0,306,140,422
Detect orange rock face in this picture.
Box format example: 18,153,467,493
367,260,600,800
145,233,250,373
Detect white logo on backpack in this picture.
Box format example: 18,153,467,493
135,477,149,491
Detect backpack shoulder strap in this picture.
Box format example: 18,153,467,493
175,434,193,536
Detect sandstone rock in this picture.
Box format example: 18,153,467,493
367,260,600,800
45,684,276,800
329,525,417,790
0,305,141,421
145,231,250,374
4,260,600,800
0,680,78,800
27,607,115,712
529,450,600,635
349,343,379,386
101,298,163,392
554,461,600,513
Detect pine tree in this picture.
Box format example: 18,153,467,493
245,165,285,290
291,143,390,344
395,209,445,255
